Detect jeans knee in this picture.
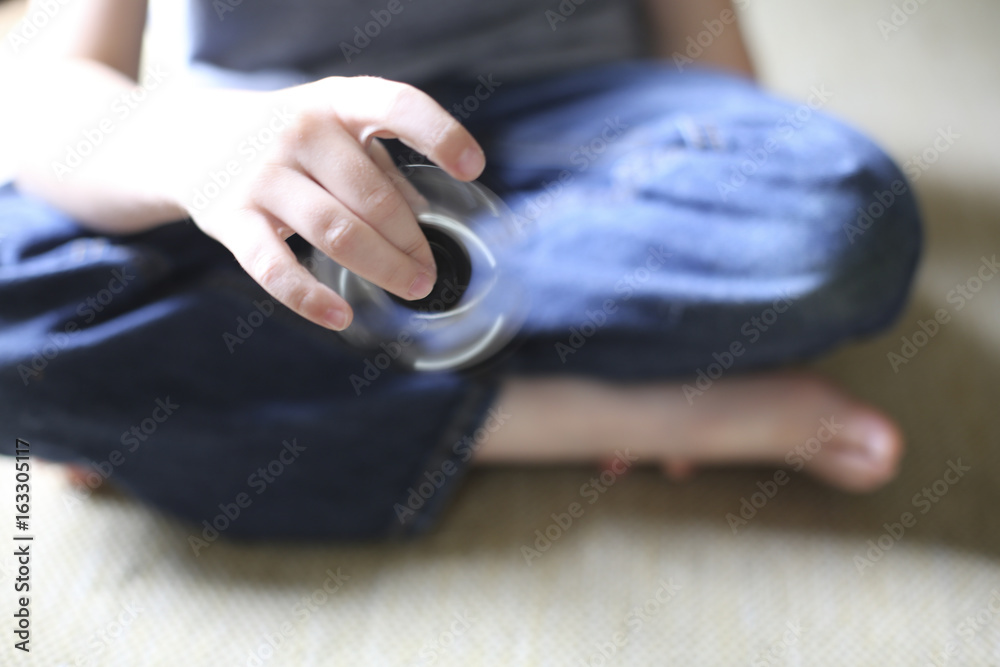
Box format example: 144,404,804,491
811,120,923,337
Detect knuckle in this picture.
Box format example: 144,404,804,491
388,80,415,101
252,251,309,313
324,217,361,256
286,110,325,150
250,251,287,290
387,83,424,115
293,196,337,231
399,232,427,258
281,283,310,315
427,116,460,151
360,178,403,219
246,163,288,207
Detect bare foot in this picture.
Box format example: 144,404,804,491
474,372,903,493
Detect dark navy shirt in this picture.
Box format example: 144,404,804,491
148,0,646,89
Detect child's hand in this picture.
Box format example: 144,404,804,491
167,76,486,331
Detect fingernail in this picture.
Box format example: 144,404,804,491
862,422,895,465
408,271,435,299
457,147,484,178
324,309,348,330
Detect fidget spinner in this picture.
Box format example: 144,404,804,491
310,165,527,371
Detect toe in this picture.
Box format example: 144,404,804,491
807,408,904,492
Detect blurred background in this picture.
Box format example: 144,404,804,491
1,0,998,664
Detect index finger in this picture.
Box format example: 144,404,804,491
329,77,486,182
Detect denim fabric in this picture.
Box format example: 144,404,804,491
0,62,921,541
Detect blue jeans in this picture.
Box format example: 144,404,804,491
0,62,921,541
